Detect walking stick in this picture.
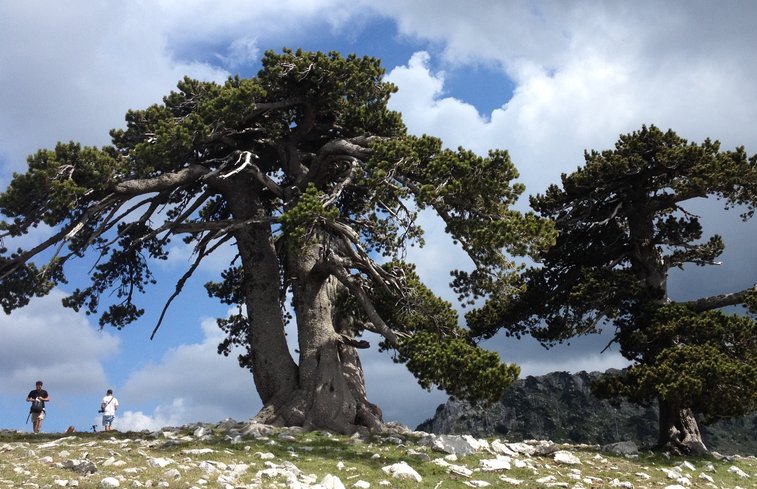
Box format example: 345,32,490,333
26,411,31,424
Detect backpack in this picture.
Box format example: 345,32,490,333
30,398,44,413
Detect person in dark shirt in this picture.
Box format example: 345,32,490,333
26,380,50,433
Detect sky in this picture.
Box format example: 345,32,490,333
1,1,756,434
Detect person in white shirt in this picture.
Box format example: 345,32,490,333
100,389,119,432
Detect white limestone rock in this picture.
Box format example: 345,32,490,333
429,434,481,455
319,474,346,489
553,450,581,465
499,475,524,485
479,456,512,471
146,457,173,468
728,465,749,479
491,439,517,456
506,442,536,456
697,472,715,483
609,478,633,488
381,461,422,482
182,448,214,455
99,478,120,488
536,475,557,484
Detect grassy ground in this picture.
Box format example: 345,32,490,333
0,428,754,488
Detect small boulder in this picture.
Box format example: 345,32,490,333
99,478,120,488
554,450,581,465
319,474,346,489
601,441,639,456
381,461,422,482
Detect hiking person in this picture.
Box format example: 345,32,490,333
100,389,119,432
26,380,49,433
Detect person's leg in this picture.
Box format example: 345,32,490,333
32,412,43,433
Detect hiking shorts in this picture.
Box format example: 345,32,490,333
102,415,115,427
31,411,45,423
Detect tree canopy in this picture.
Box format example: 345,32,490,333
470,125,757,452
0,48,554,433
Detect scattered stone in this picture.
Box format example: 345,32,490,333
499,475,524,485
62,459,97,475
601,441,639,456
319,474,346,489
506,442,536,456
407,449,431,461
553,450,581,465
531,440,559,456
465,481,491,487
491,439,516,456
381,461,422,482
479,456,512,471
728,465,750,479
698,472,715,483
426,434,481,455
609,478,633,488
99,478,120,488
146,457,172,468
182,448,214,455
536,475,557,484
1,419,753,489
448,464,474,478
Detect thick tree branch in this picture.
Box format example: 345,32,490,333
323,254,401,349
684,284,757,312
114,164,209,195
225,151,283,198
338,334,370,349
320,159,359,207
297,137,375,190
321,219,402,295
170,217,277,235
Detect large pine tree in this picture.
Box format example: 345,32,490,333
0,49,554,433
470,125,757,453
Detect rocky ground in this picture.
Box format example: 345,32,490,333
0,419,754,488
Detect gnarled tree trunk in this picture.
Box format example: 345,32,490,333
227,186,299,406
657,399,707,454
252,234,383,434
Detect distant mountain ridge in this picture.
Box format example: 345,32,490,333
416,370,757,455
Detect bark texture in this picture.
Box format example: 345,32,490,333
658,400,708,455
251,233,384,434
